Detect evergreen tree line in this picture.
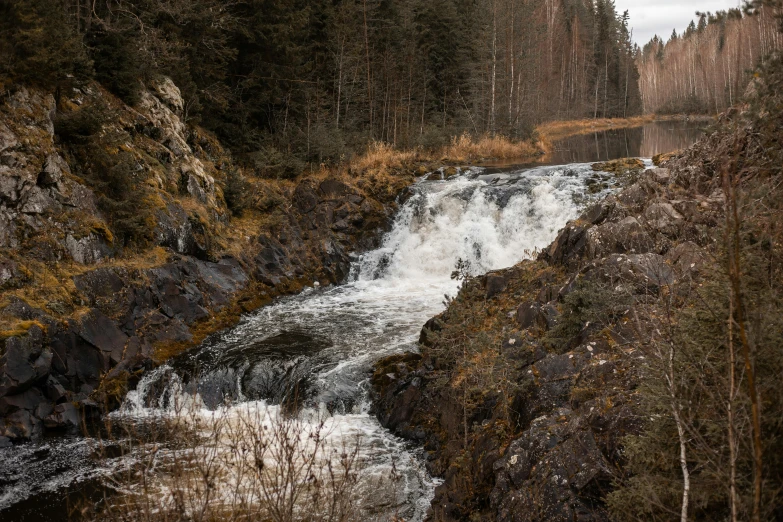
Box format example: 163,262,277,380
0,0,640,166
637,6,782,114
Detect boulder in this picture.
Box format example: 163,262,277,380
77,309,129,366
43,403,80,430
0,408,40,440
0,325,50,397
516,301,542,330
665,241,708,277
579,198,616,226
541,221,590,267
643,200,684,237
486,273,508,298
616,183,654,210
647,167,671,184
586,217,655,259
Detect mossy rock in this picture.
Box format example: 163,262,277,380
591,158,645,175
652,150,680,166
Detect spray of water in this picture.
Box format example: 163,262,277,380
0,162,606,520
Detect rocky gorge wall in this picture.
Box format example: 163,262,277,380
0,79,416,444
371,144,727,520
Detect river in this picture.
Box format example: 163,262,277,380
0,121,706,522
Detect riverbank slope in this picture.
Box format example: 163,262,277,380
0,75,710,443
372,90,783,519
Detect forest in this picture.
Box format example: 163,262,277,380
0,0,639,167
637,5,782,114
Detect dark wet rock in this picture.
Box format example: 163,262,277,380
193,258,249,309
516,301,542,330
486,273,509,298
43,403,80,430
318,178,354,200
0,326,49,397
0,408,40,440
579,198,615,225
76,309,128,366
586,216,655,259
371,352,424,435
419,316,444,347
540,221,590,267
293,181,319,213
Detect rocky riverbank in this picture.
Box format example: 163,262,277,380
371,132,730,519
0,79,419,443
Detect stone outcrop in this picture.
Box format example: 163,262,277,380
372,155,723,520
0,80,415,441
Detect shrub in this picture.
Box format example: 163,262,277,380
222,168,251,217
543,279,628,353
246,147,306,180
0,0,92,88
87,28,145,106
54,103,109,143
88,402,368,522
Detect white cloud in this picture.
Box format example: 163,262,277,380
614,0,744,45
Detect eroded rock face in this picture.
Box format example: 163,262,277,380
373,159,721,521
0,80,408,442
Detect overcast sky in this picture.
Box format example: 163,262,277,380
614,0,744,45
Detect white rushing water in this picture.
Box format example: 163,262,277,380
110,163,604,520
0,162,611,521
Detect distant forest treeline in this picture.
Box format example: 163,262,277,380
637,5,783,114
0,0,640,163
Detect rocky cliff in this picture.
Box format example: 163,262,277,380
372,139,729,520
0,78,416,443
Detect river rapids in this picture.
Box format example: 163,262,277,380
1,160,641,521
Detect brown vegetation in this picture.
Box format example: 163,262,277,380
86,405,367,522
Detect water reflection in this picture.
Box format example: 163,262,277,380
545,120,707,165
481,120,708,169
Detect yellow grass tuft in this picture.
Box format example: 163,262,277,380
0,320,46,341
350,141,420,171
442,133,540,163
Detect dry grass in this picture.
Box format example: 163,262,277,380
0,319,45,341
441,133,541,163
349,141,421,171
